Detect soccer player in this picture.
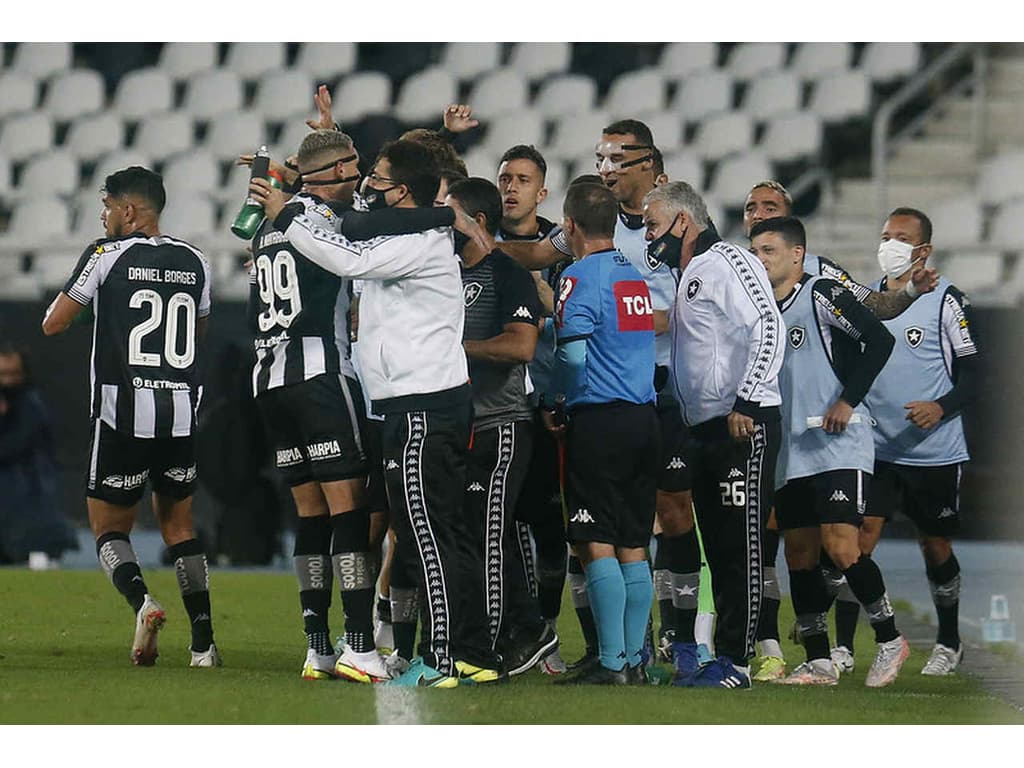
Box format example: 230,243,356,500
546,182,659,686
42,167,219,668
751,216,912,687
251,140,502,687
446,176,556,675
863,207,979,676
648,181,783,689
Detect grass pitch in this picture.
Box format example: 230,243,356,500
1,568,1021,725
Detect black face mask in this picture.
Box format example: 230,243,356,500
646,226,684,270
355,177,405,211
453,230,471,255
300,154,361,187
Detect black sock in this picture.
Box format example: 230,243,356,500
788,568,833,662
663,530,700,642
569,555,599,655
843,555,898,644
534,517,567,621
835,597,860,651
294,515,333,655
927,553,961,650
377,594,392,624
96,532,148,614
167,538,214,652
331,508,376,654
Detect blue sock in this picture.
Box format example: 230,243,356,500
621,560,654,668
585,556,627,671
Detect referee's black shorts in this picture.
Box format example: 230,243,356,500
565,400,659,549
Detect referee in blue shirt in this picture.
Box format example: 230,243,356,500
544,183,659,685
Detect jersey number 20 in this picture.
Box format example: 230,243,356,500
256,250,303,332
127,289,196,369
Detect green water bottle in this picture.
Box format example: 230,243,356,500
230,145,271,240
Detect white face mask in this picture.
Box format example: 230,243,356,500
877,239,928,280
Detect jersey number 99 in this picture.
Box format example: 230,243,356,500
256,250,303,332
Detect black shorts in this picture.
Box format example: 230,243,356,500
867,461,962,537
86,419,196,506
514,409,561,526
775,469,869,530
255,373,368,487
656,393,692,493
565,401,659,549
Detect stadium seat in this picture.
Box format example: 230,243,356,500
790,42,851,82
509,42,571,83
604,68,668,117
113,67,174,121
133,112,194,162
224,42,287,80
44,69,105,122
442,42,502,82
183,69,244,120
725,42,787,80
534,74,598,118
89,149,155,190
0,72,38,119
205,111,268,163
334,72,392,121
11,42,71,80
637,112,683,154
660,42,718,80
162,149,221,199
218,162,256,205
662,151,704,187
479,110,545,158
295,42,357,82
543,160,567,196
275,121,314,159
0,196,70,249
537,193,562,225
703,195,727,232
809,71,870,122
468,68,529,117
71,188,106,238
758,111,823,162
939,251,1003,293
18,149,79,198
160,197,218,240
929,193,985,250
693,112,755,161
158,42,219,81
546,109,612,161
861,42,922,85
708,152,773,205
670,70,734,124
35,250,82,289
976,150,1024,205
393,67,458,124
988,199,1024,250
460,148,498,179
742,71,802,120
0,154,10,194
255,70,316,123
0,112,54,163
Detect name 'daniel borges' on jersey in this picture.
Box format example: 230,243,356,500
127,266,198,285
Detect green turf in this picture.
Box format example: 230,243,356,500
1,569,1021,725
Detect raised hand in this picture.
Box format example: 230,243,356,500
443,103,479,133
306,83,336,131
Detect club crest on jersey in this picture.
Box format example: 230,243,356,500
464,282,483,307
645,250,663,271
685,277,702,302
905,326,924,348
789,326,806,349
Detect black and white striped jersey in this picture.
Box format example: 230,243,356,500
248,193,355,396
62,232,211,439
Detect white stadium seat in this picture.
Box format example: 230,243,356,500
861,42,921,84
543,160,567,195
726,42,787,80
133,112,194,162
670,70,734,124
976,150,1024,205
113,68,174,121
162,149,221,198
480,110,545,158
534,74,598,118
509,42,570,83
636,112,683,154
36,251,83,289
18,150,79,198
295,42,357,82
988,199,1024,250
468,68,529,117
89,149,155,190
254,70,316,122
44,69,105,122
0,196,71,248
662,152,704,187
546,109,611,161
708,152,773,205
275,121,314,159
159,197,218,240
939,251,1003,293
0,154,10,193
393,67,458,124
568,152,600,182
693,112,755,161
929,193,985,250
604,68,667,117
0,112,54,163
183,69,244,120
660,42,718,80
809,71,870,122
205,111,268,163
758,111,823,162
791,42,851,81
11,42,71,79
159,42,219,81
334,72,392,121
742,71,802,120
71,188,106,238
224,42,286,80
442,42,502,81
460,148,498,179
0,72,38,119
